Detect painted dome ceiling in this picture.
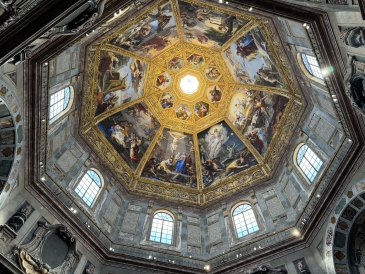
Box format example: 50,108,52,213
81,0,303,205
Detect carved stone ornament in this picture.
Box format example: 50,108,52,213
41,0,107,40
326,226,333,246
85,263,95,274
297,260,311,274
248,265,288,274
0,0,19,27
13,222,80,274
0,224,17,254
7,204,33,232
344,55,365,116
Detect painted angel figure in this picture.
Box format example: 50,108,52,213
206,123,229,159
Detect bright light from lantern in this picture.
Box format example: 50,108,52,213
180,75,199,95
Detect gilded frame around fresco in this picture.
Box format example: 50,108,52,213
80,0,303,205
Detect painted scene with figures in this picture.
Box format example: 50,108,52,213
223,26,286,89
141,128,197,188
97,102,160,170
197,120,257,187
95,50,148,116
109,2,179,59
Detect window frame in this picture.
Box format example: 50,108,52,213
301,54,323,80
148,210,176,246
296,53,325,86
230,202,260,240
49,85,74,125
73,168,104,208
295,143,323,183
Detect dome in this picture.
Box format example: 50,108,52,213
82,0,302,204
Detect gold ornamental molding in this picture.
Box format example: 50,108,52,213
79,0,304,205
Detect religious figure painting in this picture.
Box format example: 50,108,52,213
141,128,197,188
97,102,160,170
197,121,257,187
223,27,286,89
205,66,222,82
156,72,172,90
175,104,191,120
178,0,248,49
239,91,289,156
160,92,174,109
95,51,148,116
227,87,256,129
109,2,179,59
207,85,222,102
187,53,205,68
168,57,184,70
194,101,209,118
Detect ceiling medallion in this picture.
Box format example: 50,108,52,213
180,75,199,95
82,0,303,204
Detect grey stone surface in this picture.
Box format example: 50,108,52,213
210,242,223,254
56,150,77,173
262,189,275,199
71,52,77,69
265,196,285,219
121,211,140,232
314,118,335,143
187,216,199,224
52,129,65,152
295,198,304,213
71,144,82,158
316,95,336,116
119,231,134,241
207,213,219,225
56,54,71,75
104,200,119,225
330,130,344,149
284,180,299,206
308,114,320,129
286,20,307,39
187,245,201,254
113,193,123,205
102,219,112,233
208,222,222,243
128,204,142,212
50,164,65,181
187,225,201,244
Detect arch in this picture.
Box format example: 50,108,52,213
149,211,175,245
296,53,325,86
231,202,259,238
49,86,74,124
74,168,103,207
294,143,323,183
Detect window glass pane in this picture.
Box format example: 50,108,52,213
49,87,71,120
150,212,174,244
297,144,323,182
75,170,101,206
301,54,323,79
233,205,259,238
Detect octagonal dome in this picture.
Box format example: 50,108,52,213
81,0,302,205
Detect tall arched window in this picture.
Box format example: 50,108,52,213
296,144,323,182
301,54,323,79
75,170,102,207
149,212,174,244
49,86,71,121
232,204,259,238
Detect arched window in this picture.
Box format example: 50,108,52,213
301,54,323,79
296,144,323,182
75,170,102,206
150,212,174,244
232,204,259,238
49,86,71,122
